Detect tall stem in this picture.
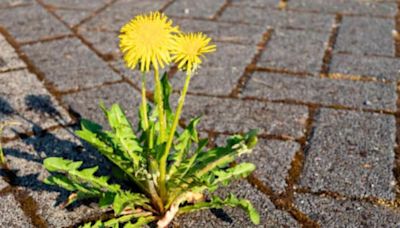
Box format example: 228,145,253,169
140,72,149,131
159,70,192,200
153,68,166,142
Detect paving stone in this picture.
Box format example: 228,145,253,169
111,59,157,90
219,6,335,32
165,0,225,19
3,127,110,227
288,0,397,17
53,9,92,27
21,38,121,92
0,33,26,72
176,180,300,227
335,16,395,56
181,95,308,139
62,83,142,128
80,0,167,32
0,193,34,227
295,193,400,227
0,4,70,43
0,0,33,8
0,69,72,138
42,0,110,10
257,29,329,74
300,108,397,200
78,30,120,59
242,72,397,111
330,53,400,81
172,43,257,95
230,0,278,8
216,136,300,194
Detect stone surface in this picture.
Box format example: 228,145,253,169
295,193,400,227
0,33,26,72
78,30,120,60
230,0,278,8
165,0,225,19
219,6,335,32
257,29,329,73
0,69,72,138
53,9,92,27
181,95,308,139
335,16,395,56
300,108,397,200
0,4,70,43
0,193,34,227
21,38,121,92
330,53,400,81
242,72,397,111
42,0,111,10
62,82,142,128
3,127,109,227
0,0,33,8
176,181,300,227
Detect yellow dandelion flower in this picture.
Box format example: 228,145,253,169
119,11,180,72
170,32,216,73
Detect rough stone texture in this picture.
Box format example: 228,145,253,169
52,9,92,27
0,69,72,138
216,136,300,194
3,128,109,227
295,193,400,227
165,0,225,19
0,33,26,72
42,0,111,10
172,43,257,95
219,6,335,32
230,0,279,8
300,109,397,200
78,30,120,60
62,82,142,128
0,0,33,8
21,38,121,92
257,29,329,73
0,4,70,43
176,181,300,227
242,72,398,111
335,16,395,56
330,53,400,82
0,193,34,227
181,95,308,139
288,0,397,17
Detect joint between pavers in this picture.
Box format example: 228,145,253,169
211,0,232,21
394,1,400,57
71,0,118,30
19,34,75,46
393,81,400,204
320,14,342,75
159,0,177,13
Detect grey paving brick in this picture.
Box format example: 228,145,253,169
0,0,33,8
0,33,26,72
335,16,395,56
242,72,397,111
288,0,397,17
42,0,110,10
257,29,329,73
330,53,400,81
110,59,157,90
0,193,34,227
219,6,335,32
216,136,300,194
230,0,278,8
79,0,167,32
295,193,400,227
0,4,70,43
78,30,120,59
172,43,257,95
181,95,308,139
176,181,300,227
165,0,225,19
300,109,397,200
53,9,92,27
21,38,121,92
62,83,142,128
3,127,109,227
0,69,72,138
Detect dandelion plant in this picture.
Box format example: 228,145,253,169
43,11,260,227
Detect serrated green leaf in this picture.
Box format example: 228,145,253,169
113,191,150,215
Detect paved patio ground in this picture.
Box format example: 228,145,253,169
1,0,400,227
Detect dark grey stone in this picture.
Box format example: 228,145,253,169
300,108,397,200
165,0,225,19
78,29,120,59
330,53,400,81
175,181,300,227
21,38,121,92
242,72,398,111
181,95,308,139
335,16,395,56
0,34,26,72
62,82,142,128
0,193,34,227
219,6,335,32
257,29,329,73
295,193,400,227
0,69,72,138
0,4,70,43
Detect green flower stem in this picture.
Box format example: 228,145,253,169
0,124,5,165
140,72,149,131
153,68,166,142
159,70,192,200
